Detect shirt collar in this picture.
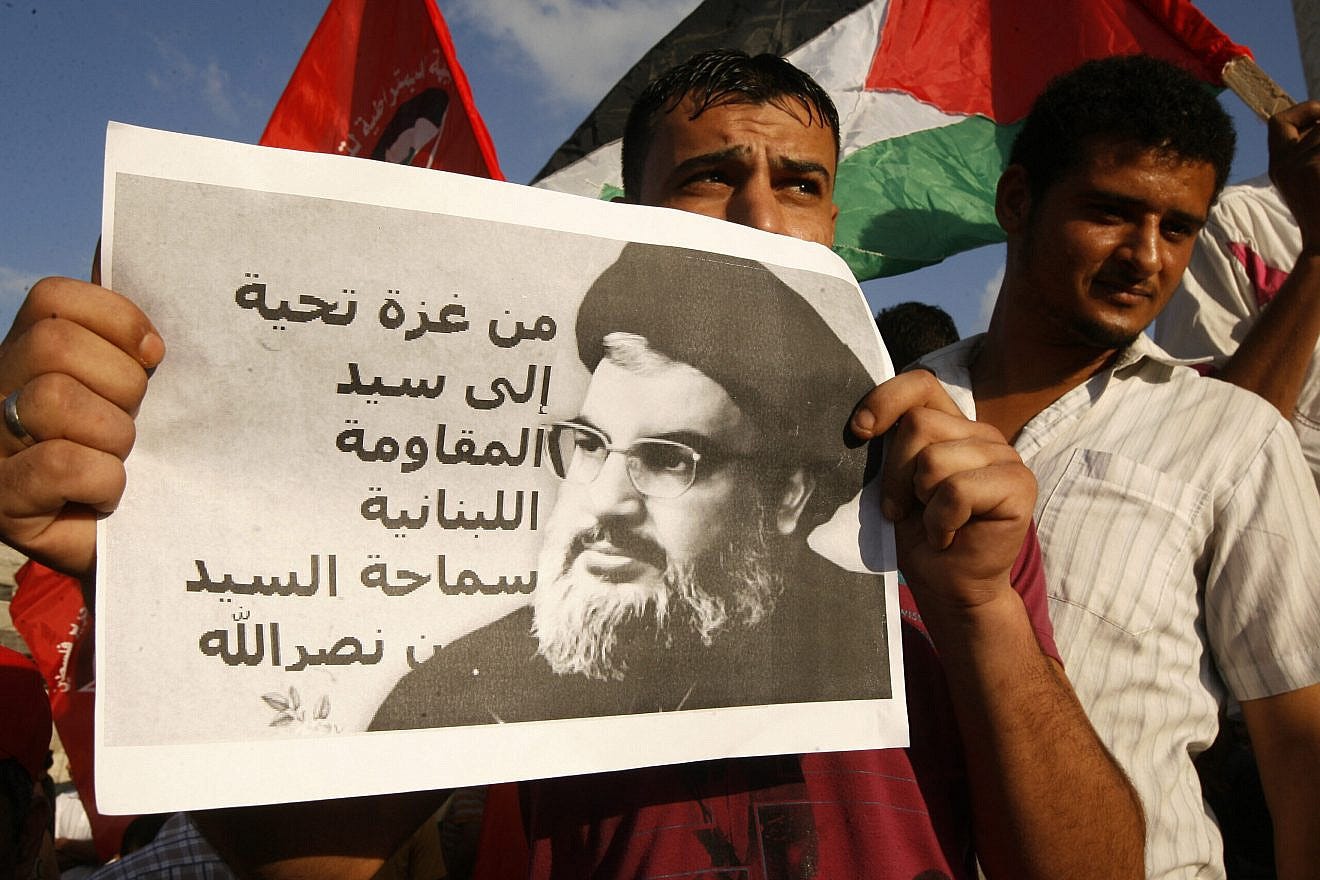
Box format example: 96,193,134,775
1113,332,1212,372
915,332,1209,395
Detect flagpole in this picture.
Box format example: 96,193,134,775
1221,55,1295,120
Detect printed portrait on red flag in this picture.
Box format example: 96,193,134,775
261,0,502,180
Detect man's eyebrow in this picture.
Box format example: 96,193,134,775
564,419,731,452
667,147,832,185
643,429,722,451
667,146,750,179
564,415,603,435
1084,188,1208,227
1165,207,1208,229
771,155,833,182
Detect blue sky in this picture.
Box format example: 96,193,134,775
0,1,1308,336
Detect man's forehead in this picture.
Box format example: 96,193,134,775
579,359,750,446
671,92,821,124
1058,137,1217,197
656,95,835,153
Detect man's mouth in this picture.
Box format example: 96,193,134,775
579,549,654,583
1093,278,1155,303
565,526,667,581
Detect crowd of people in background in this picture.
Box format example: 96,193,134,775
3,44,1320,880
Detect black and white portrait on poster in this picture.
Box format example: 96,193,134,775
96,124,903,813
372,243,889,729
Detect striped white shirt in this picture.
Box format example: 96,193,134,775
1155,176,1320,491
922,333,1320,880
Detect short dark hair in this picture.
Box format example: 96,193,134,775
875,301,960,370
622,49,840,200
1009,54,1235,199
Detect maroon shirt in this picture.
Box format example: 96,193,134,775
500,529,1057,880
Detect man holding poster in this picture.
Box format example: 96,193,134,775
0,50,1140,880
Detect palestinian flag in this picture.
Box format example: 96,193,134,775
533,0,1249,279
261,0,502,179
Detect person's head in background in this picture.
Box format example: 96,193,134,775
875,302,961,371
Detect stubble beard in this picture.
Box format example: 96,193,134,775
532,497,786,681
1068,313,1143,351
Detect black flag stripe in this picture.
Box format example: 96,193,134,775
532,0,874,183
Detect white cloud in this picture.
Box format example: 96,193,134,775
199,60,241,127
973,262,1005,334
147,35,242,127
450,0,702,107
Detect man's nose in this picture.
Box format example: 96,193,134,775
586,451,645,521
727,179,785,235
1119,219,1162,276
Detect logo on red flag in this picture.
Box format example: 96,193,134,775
261,0,503,179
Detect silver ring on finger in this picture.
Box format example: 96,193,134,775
3,390,36,448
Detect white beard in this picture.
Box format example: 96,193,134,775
532,501,784,681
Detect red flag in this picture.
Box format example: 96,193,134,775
261,0,503,179
865,0,1250,123
10,562,132,860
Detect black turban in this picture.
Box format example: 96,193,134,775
575,242,875,472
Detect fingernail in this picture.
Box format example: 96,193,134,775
139,332,165,367
852,409,876,436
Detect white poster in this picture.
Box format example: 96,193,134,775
96,123,903,813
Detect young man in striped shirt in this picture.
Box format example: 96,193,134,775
868,54,1320,880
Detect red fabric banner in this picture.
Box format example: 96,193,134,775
10,562,132,861
865,0,1253,122
261,0,503,179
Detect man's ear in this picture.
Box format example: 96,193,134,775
775,469,817,536
995,165,1033,234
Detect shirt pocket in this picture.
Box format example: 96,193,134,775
1035,448,1208,636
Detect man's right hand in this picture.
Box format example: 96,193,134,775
848,372,1144,880
848,369,1036,622
0,278,163,577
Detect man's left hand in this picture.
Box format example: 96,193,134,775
1269,100,1320,253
